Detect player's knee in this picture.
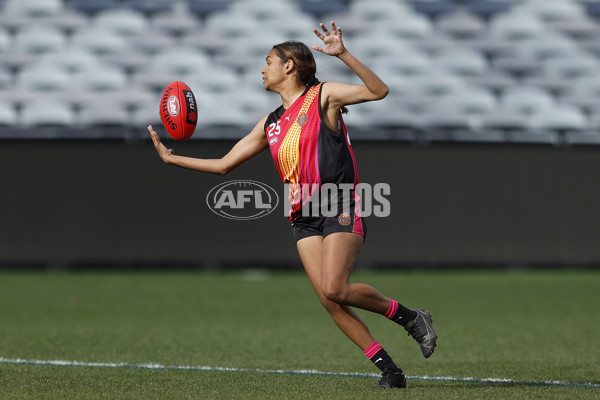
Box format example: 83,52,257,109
321,283,349,305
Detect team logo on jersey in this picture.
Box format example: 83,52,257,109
269,137,278,145
297,112,308,126
338,212,351,226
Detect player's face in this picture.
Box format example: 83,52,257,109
262,49,286,92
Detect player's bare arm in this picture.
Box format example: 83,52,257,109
148,116,269,175
312,21,389,112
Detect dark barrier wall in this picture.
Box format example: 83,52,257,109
2,140,600,267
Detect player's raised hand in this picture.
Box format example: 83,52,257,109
312,21,346,57
148,125,174,164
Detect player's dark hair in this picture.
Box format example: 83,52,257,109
272,40,348,114
273,41,318,87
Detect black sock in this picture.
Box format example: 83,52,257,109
386,299,417,327
364,341,401,373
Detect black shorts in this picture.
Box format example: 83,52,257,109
292,211,367,242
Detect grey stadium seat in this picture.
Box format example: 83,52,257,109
16,64,70,91
185,67,240,94
39,48,99,73
492,56,542,78
548,17,599,40
20,100,75,127
93,8,148,36
71,26,127,54
230,1,300,20
131,69,181,92
0,101,17,126
529,105,587,131
150,12,198,36
128,30,176,55
150,47,210,75
100,51,149,73
524,75,572,97
517,0,584,22
349,34,417,59
436,87,498,115
559,76,600,113
0,67,11,89
436,11,487,40
200,89,281,120
196,101,249,128
181,28,229,54
421,104,473,131
38,10,89,33
542,55,600,79
402,71,465,96
467,72,516,94
131,106,162,129
500,87,556,116
79,102,129,127
490,12,547,41
14,25,66,54
204,10,261,38
479,108,529,131
129,0,174,15
566,76,600,98
371,53,433,78
73,64,128,91
0,28,9,52
433,47,488,77
514,34,578,61
4,0,62,16
68,0,119,15
348,0,412,21
317,12,369,37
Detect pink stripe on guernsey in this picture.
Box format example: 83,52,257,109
364,341,383,360
385,299,399,319
352,196,364,236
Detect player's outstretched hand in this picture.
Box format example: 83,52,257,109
312,21,346,57
148,125,174,164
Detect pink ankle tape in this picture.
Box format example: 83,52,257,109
385,299,398,319
364,341,382,359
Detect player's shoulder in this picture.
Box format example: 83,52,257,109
264,105,285,130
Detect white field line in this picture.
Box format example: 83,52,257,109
0,357,598,390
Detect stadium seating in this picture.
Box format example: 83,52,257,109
129,0,174,15
0,0,599,142
71,26,128,54
93,9,149,36
14,25,66,54
0,101,17,126
20,99,76,127
16,64,70,91
4,0,62,16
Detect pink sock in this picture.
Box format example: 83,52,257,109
363,340,383,360
385,299,399,319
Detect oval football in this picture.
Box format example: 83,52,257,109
159,81,198,141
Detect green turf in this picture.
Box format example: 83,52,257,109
0,269,598,399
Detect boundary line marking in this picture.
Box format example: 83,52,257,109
1,357,598,390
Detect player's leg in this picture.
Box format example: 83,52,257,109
297,235,406,389
297,235,375,349
320,232,390,314
320,231,438,358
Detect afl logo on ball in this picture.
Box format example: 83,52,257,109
338,212,351,226
168,95,179,116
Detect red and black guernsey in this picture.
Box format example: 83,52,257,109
264,82,363,227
